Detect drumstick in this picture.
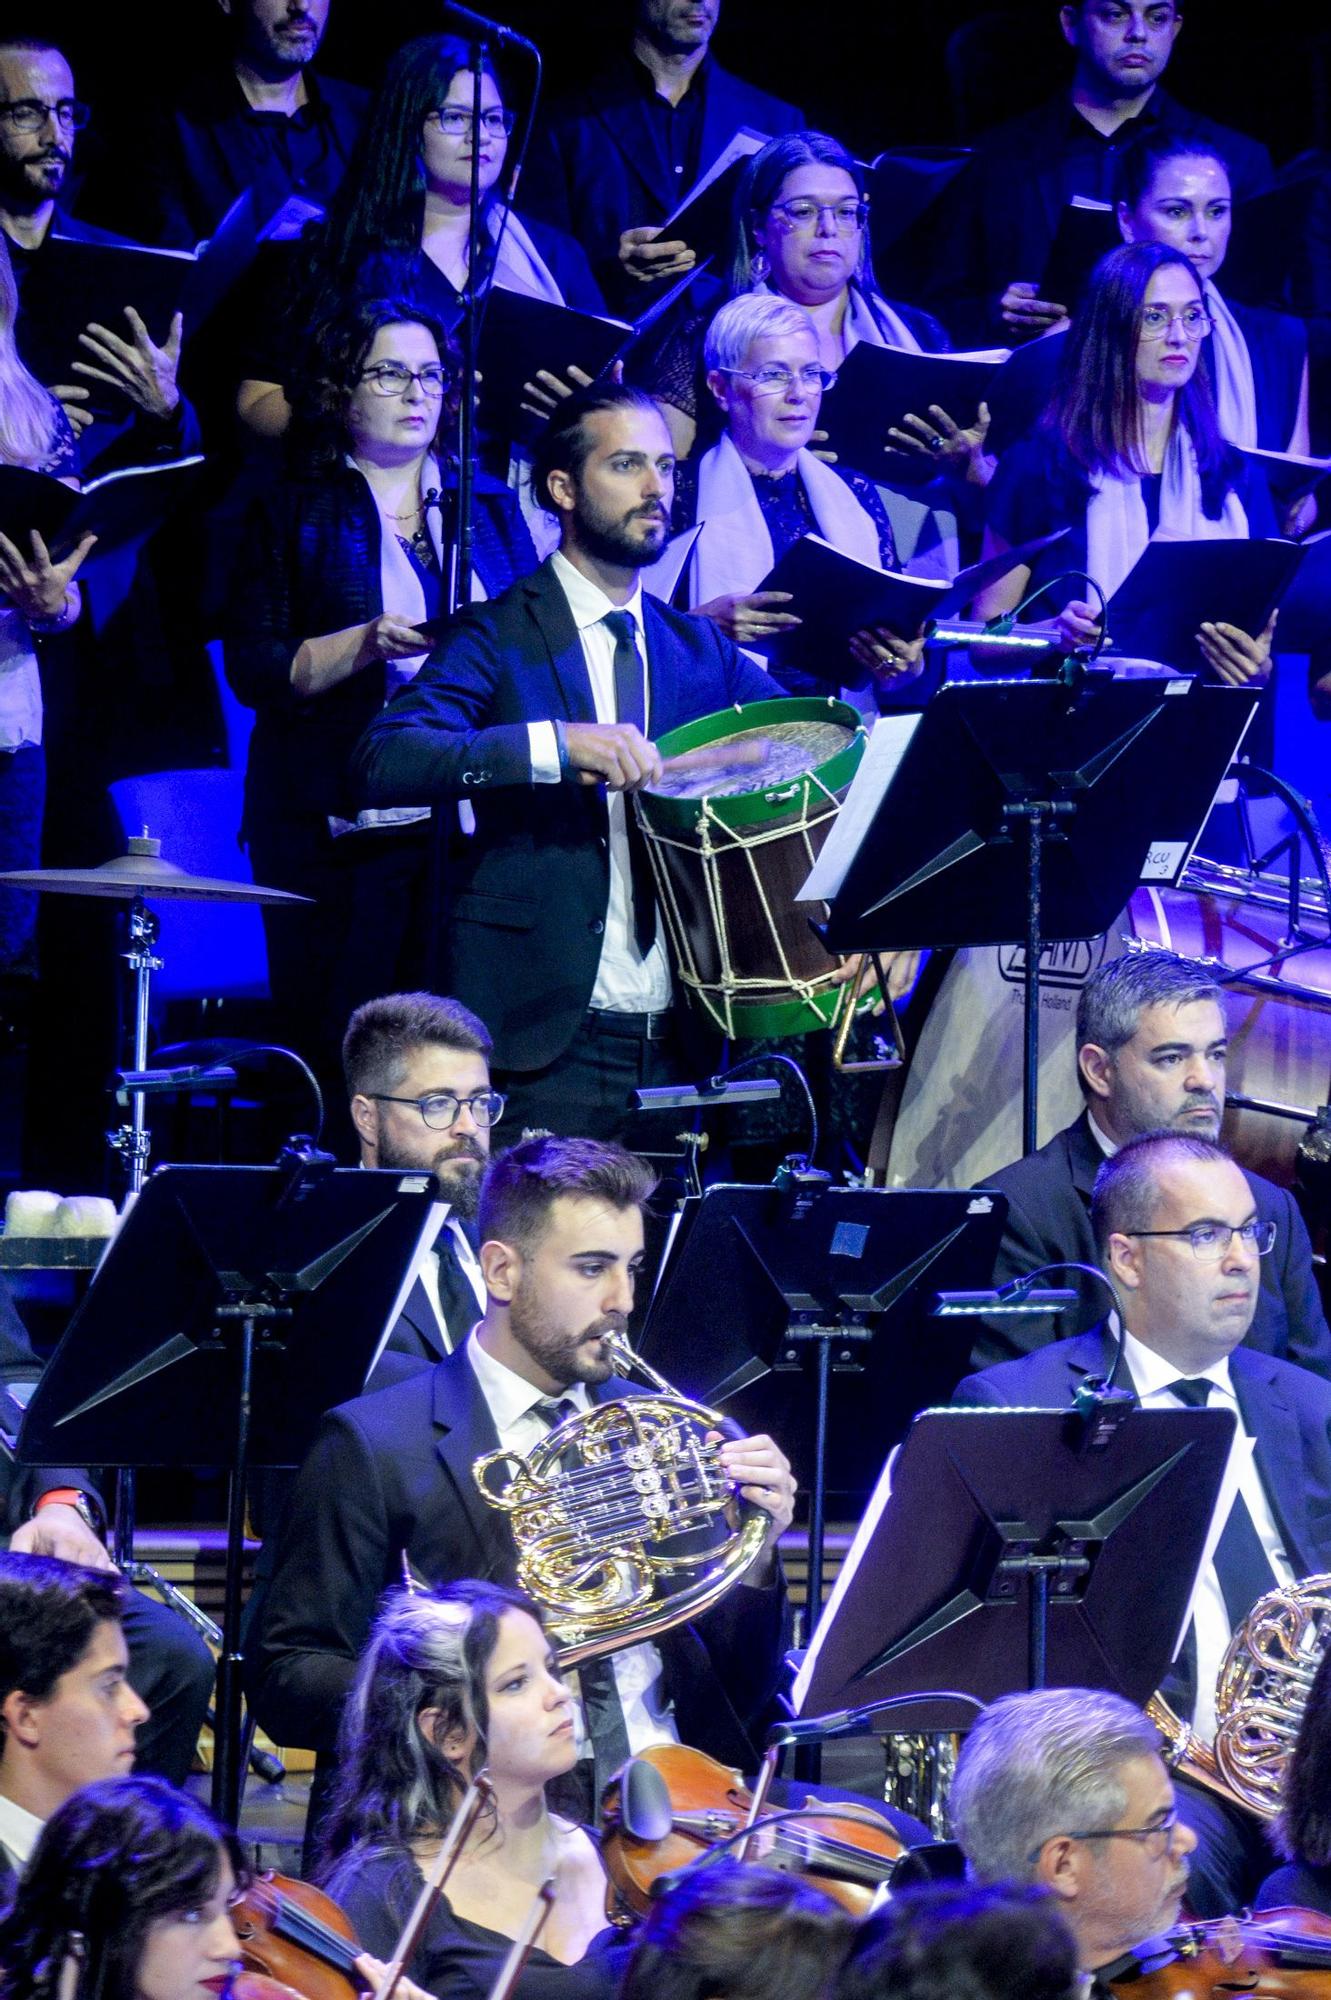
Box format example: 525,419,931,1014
660,738,774,776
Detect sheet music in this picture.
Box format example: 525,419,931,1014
797,714,921,903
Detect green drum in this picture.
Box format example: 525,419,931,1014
635,696,866,1038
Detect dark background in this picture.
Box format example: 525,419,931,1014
32,0,1331,218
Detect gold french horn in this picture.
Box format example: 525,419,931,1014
473,1331,770,1665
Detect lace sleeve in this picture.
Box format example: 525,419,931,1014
38,394,79,479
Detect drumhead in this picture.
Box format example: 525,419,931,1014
647,718,858,802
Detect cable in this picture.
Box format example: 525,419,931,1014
987,569,1110,665
709,1052,819,1164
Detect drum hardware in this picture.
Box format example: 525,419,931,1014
637,698,868,1041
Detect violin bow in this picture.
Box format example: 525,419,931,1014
371,1773,494,2000
484,1880,557,2000
738,1746,781,1864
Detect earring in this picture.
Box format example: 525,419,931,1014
750,251,769,286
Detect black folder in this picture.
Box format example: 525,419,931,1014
1237,443,1331,508
757,528,1071,679
816,342,1010,483
17,190,264,416
478,287,632,433
1260,528,1331,653
0,457,205,563
1039,198,1119,314
1105,535,1304,670
658,127,769,268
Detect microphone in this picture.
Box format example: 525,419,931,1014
441,2,538,48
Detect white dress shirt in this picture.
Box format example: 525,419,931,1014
465,1332,678,1755
1121,1330,1294,1743
526,550,672,1014
0,1792,43,1878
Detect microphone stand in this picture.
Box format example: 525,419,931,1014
428,5,542,988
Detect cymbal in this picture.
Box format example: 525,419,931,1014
0,835,310,905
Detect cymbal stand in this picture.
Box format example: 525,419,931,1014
106,894,162,1565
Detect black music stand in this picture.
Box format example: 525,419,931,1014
791,1405,1233,1725
638,1183,1009,1650
18,1163,440,1828
810,676,1259,1154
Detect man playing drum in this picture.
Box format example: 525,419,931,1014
351,383,784,1143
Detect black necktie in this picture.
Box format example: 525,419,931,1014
431,1225,478,1354
532,1393,632,1821
602,608,657,956
1166,1377,1278,1630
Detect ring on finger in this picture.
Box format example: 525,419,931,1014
929,433,945,452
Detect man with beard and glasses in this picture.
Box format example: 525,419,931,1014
352,384,783,1144
249,1134,798,1859
139,0,367,249
971,951,1331,1378
343,991,498,1386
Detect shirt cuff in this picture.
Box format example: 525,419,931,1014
528,721,562,784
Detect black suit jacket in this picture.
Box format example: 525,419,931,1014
248,1342,791,1763
975,1112,1331,1380
954,1327,1331,1581
0,1277,99,1538
350,557,779,1070
524,54,803,308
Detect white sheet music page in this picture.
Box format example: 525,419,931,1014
797,713,921,903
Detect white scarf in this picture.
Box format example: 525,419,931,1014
1086,423,1249,602
489,204,565,305
687,431,884,616
1204,282,1258,449
756,278,923,357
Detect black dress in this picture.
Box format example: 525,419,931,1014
323,1846,628,2000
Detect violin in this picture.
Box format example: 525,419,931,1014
599,1742,906,1920
231,1872,364,2000
1105,1906,1331,2000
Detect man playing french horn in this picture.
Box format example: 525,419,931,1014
953,1129,1331,1920
248,1133,803,1858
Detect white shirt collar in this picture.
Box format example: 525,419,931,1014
0,1792,44,1872
1120,1327,1236,1403
465,1327,591,1433
1087,1108,1118,1158
550,549,646,638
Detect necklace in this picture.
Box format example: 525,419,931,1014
381,500,422,522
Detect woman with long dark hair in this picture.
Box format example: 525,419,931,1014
972,241,1277,686
1255,1641,1331,1915
0,1776,245,2000
316,1582,621,2000
238,35,602,445
225,294,535,1098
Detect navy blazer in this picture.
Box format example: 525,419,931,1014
351,556,779,1069
976,1111,1331,1380
248,1341,791,1763
524,54,803,308
954,1325,1331,1581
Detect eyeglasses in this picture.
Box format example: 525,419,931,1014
1028,1808,1182,1864
0,98,89,132
1139,305,1212,339
368,1091,506,1130
767,198,868,235
425,106,515,137
1124,1218,1277,1260
359,363,450,398
720,364,837,396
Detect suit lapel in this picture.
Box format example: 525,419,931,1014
1067,1113,1102,1202
594,87,678,216
428,1352,514,1582
1231,1351,1314,1573
397,1276,448,1364
525,563,597,724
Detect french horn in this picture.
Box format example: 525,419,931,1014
473,1331,770,1665
1150,1572,1331,1820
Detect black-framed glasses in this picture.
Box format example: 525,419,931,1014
719,363,836,396
368,1090,506,1130
1124,1219,1277,1260
1026,1808,1181,1864
768,197,868,234
425,106,515,137
0,97,89,132
359,362,449,398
